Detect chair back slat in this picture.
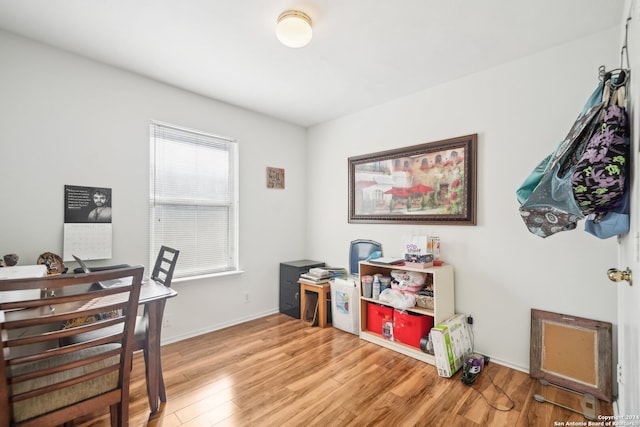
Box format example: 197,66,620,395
49,316,124,342
3,299,128,331
0,265,143,427
9,344,121,380
6,330,123,367
13,365,118,402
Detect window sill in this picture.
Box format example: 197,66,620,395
172,270,244,284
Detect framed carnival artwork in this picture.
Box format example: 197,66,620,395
348,134,477,225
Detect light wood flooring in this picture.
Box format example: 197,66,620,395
76,313,613,427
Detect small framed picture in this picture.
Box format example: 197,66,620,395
267,167,285,189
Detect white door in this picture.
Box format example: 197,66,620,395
616,205,640,415
616,3,639,416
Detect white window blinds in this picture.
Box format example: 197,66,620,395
150,122,238,278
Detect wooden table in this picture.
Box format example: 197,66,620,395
137,279,178,414
298,281,331,328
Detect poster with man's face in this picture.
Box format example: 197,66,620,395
64,185,113,223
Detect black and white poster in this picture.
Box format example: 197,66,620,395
63,185,113,261
64,185,113,223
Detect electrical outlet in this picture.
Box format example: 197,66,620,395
244,292,249,303
467,315,474,325
163,314,172,328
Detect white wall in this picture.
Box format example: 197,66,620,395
0,30,308,342
0,26,623,375
307,27,621,372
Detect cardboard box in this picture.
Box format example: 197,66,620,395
403,261,434,269
430,314,473,378
403,253,434,269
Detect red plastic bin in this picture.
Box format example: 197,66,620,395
393,310,434,348
367,302,393,334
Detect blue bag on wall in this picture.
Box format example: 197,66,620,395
516,81,605,205
584,186,630,239
518,101,604,238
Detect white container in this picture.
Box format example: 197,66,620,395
0,265,47,303
330,277,360,335
372,275,381,299
361,275,373,298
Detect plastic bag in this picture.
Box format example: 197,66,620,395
379,288,416,310
390,270,427,293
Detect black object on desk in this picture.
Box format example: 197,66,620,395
279,260,325,319
73,264,130,274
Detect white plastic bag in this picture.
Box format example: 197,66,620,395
379,288,416,310
390,270,427,293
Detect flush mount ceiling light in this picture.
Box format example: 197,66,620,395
276,10,312,48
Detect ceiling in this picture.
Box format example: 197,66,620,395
0,1,624,127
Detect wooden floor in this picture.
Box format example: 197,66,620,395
76,313,613,427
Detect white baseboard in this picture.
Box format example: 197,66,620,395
485,356,529,374
160,309,279,346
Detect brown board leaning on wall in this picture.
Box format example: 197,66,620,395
530,308,612,402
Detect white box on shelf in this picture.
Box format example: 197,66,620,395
431,313,472,378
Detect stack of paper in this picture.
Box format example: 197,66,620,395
299,266,347,284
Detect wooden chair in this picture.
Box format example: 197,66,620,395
149,246,179,288
0,266,144,427
61,246,179,412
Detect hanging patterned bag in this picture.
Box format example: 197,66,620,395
518,82,605,238
516,81,604,205
571,82,628,215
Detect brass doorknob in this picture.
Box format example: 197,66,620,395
607,268,632,285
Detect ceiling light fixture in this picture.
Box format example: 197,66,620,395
276,10,312,48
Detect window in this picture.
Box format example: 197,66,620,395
149,122,238,279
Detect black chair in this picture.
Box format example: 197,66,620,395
349,239,382,275
0,266,144,427
150,246,179,287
